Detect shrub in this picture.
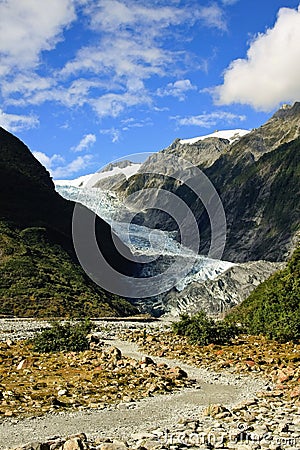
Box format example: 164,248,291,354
226,246,300,342
172,311,238,345
31,319,93,353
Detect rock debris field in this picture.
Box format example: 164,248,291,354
0,319,299,450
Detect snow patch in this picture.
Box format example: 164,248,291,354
179,129,250,145
54,163,141,187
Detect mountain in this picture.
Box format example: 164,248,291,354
162,260,283,318
0,127,138,317
118,103,300,263
55,160,141,190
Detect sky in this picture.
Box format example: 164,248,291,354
0,0,300,179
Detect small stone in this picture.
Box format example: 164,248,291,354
62,438,83,450
17,359,26,370
140,356,155,365
168,367,188,379
203,404,229,418
290,385,300,399
100,441,128,450
57,389,68,397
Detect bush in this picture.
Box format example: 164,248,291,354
226,246,300,342
172,311,238,345
31,319,93,353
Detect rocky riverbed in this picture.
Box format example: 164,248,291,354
0,320,299,450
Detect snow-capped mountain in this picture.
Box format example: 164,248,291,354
55,173,93,188
179,128,250,145
55,160,141,188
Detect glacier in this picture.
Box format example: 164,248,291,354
56,183,234,295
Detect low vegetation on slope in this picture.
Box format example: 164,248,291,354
171,310,237,345
226,246,300,342
0,221,136,318
171,246,299,344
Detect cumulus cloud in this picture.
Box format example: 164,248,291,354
32,151,64,169
33,150,92,178
0,0,228,121
91,91,151,118
214,4,300,110
157,79,197,101
172,111,246,128
57,1,226,117
52,155,92,178
0,109,39,132
0,0,76,75
2,74,107,109
72,133,96,152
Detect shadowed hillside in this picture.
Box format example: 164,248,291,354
0,127,137,317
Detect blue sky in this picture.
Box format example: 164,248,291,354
0,0,300,179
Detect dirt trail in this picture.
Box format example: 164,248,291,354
0,338,267,449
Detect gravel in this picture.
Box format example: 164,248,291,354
0,320,269,449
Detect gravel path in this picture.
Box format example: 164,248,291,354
0,336,268,449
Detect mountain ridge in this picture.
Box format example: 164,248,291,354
0,127,138,317
116,103,300,263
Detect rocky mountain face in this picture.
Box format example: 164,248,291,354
231,102,300,160
139,136,230,174
162,260,283,318
0,127,138,317
118,102,300,263
130,259,282,318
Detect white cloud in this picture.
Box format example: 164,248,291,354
100,128,121,143
0,0,76,75
172,111,246,127
32,151,64,169
0,0,228,121
86,0,184,33
52,155,92,178
33,150,92,178
214,4,300,111
72,133,96,152
157,79,197,101
91,91,151,118
195,4,227,31
0,109,39,132
222,0,239,5
3,77,105,108
121,117,152,130
100,117,152,142
56,1,226,117
1,74,53,99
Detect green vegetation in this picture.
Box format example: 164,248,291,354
31,319,93,353
0,221,137,317
172,310,238,345
227,246,300,342
173,247,300,344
